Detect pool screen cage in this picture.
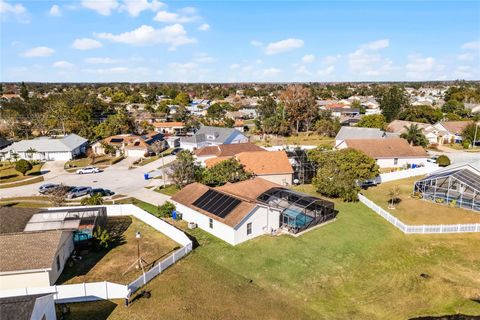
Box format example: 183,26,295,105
257,187,337,234
414,169,480,212
285,149,318,184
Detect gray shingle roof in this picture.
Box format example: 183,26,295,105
0,294,51,320
182,126,241,144
335,127,398,141
3,134,87,153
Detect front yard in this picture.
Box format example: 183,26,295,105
64,155,123,172
57,216,179,285
362,177,480,225
0,162,44,183
60,192,480,320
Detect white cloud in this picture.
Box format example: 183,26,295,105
0,0,28,21
84,57,120,64
262,68,282,77
53,60,74,68
406,54,435,79
296,65,312,76
453,65,473,79
230,63,240,70
317,65,335,76
194,53,215,63
462,40,480,50
169,62,197,70
21,46,55,57
72,38,103,50
120,0,163,16
302,54,315,63
84,67,129,74
95,24,196,50
264,38,304,55
48,4,61,16
323,54,341,65
153,7,199,23
81,0,119,16
458,52,475,61
198,23,210,31
251,40,263,47
348,39,394,77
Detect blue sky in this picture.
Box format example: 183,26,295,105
1,0,479,82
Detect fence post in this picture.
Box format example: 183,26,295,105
105,281,108,300
173,251,176,263
83,282,87,297
143,273,146,285
25,287,28,295
159,261,162,274
54,285,58,300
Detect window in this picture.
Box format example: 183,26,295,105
56,255,61,271
247,222,252,235
394,158,398,165
209,218,213,229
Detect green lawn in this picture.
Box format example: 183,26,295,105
61,190,480,320
0,176,44,189
0,163,44,183
65,155,123,172
154,184,179,196
252,133,334,147
362,177,480,225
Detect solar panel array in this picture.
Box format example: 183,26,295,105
192,189,241,218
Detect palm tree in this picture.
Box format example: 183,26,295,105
400,124,428,147
11,152,19,163
26,147,37,161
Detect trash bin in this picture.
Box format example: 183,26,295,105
177,213,183,220
172,210,177,220
143,173,149,180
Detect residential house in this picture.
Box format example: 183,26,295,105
330,107,360,118
152,122,186,135
171,178,336,245
433,121,474,144
194,142,265,164
180,126,249,151
334,127,398,148
205,150,294,186
0,294,56,320
92,132,165,157
336,138,429,168
386,120,443,145
1,134,88,161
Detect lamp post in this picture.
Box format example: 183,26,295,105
136,231,141,269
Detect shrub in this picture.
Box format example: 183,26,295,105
449,199,457,207
15,159,32,176
93,226,112,249
462,139,471,149
436,155,451,167
156,201,176,218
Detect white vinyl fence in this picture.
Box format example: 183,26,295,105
376,163,439,183
0,204,193,302
358,194,480,234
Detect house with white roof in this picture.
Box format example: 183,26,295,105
1,134,88,161
180,126,249,151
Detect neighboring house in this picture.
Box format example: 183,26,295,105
0,136,12,150
0,293,56,320
1,134,88,161
433,121,474,144
180,126,249,151
205,150,294,186
0,207,106,290
336,138,429,168
334,127,398,148
330,108,360,118
92,132,164,157
234,119,245,132
386,120,442,145
414,159,480,212
171,178,336,245
152,122,186,135
194,142,265,164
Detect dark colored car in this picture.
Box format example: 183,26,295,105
89,188,114,197
357,178,379,189
171,148,183,155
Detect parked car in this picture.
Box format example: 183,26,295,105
89,188,114,197
67,186,92,199
171,148,183,155
356,178,378,189
38,183,59,194
76,167,100,174
427,156,438,163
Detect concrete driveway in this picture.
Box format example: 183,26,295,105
0,156,177,204
429,149,480,164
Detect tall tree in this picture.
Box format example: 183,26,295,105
20,82,29,101
201,158,252,186
356,114,387,129
398,105,443,124
168,151,197,188
280,85,317,135
378,86,409,122
400,124,428,147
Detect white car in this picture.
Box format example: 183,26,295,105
76,166,100,174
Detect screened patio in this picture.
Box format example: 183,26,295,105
257,188,337,234
414,169,480,212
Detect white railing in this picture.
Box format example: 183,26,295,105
0,204,193,301
358,194,480,234
377,163,438,183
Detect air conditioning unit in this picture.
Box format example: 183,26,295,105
188,222,197,229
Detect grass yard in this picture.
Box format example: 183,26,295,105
362,177,480,225
65,155,123,172
154,184,179,196
0,176,44,189
60,188,480,320
58,216,179,285
0,163,44,183
252,133,334,147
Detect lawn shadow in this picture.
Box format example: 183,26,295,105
410,315,480,320
56,217,132,284
57,300,118,320
0,174,18,180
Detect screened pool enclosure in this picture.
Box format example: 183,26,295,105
257,188,337,233
414,169,480,212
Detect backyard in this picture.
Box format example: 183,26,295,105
58,190,480,320
362,177,480,225
57,216,179,285
252,132,334,147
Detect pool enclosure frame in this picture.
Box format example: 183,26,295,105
414,169,480,212
257,187,337,234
